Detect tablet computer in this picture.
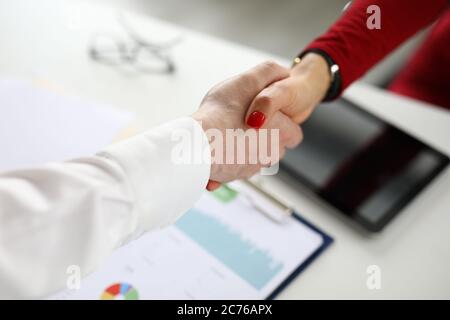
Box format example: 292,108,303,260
280,98,449,232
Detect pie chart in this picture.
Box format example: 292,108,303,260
100,283,139,300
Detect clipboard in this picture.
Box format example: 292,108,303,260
214,180,333,299
219,181,333,299
52,181,333,300
267,213,333,299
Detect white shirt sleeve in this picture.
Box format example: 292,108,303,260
0,117,211,299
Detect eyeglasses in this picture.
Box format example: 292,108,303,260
88,14,182,74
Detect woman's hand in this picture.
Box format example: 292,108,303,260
245,53,331,128
192,61,303,190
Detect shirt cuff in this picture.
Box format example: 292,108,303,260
98,117,211,231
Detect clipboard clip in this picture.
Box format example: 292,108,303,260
240,180,294,224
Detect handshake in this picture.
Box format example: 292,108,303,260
191,54,331,190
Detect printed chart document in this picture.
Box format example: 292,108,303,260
54,182,332,300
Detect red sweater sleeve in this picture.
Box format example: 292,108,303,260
305,0,448,94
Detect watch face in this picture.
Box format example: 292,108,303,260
293,57,302,67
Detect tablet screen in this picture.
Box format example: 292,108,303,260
281,99,449,231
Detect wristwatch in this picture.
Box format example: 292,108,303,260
293,49,342,102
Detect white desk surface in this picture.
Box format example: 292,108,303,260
1,0,449,299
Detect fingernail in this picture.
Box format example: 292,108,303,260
206,180,221,191
246,111,266,129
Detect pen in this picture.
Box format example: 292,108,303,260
242,179,293,223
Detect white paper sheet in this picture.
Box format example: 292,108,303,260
0,79,133,171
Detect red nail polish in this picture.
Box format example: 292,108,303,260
246,111,266,129
206,180,221,191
